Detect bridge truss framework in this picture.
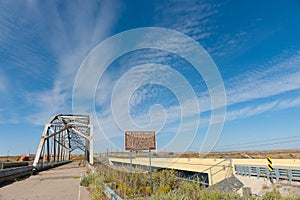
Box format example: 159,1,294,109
33,114,93,168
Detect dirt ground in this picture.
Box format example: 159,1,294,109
0,156,19,162
236,175,300,197
2,150,300,163
100,149,300,159
186,150,300,159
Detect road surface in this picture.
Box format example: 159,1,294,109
0,162,90,200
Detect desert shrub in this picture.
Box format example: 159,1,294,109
80,173,105,200
200,190,240,200
94,165,244,200
80,174,93,186
150,188,240,200
261,189,299,200
89,173,105,200
262,189,282,200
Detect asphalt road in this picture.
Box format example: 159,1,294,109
0,162,90,200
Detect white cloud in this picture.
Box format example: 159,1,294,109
185,51,300,115
97,64,199,134
276,96,300,110
13,0,297,143
209,94,300,126
23,1,122,125
226,101,278,121
93,50,300,143
225,52,300,106
63,10,300,153
154,1,220,41
25,81,69,125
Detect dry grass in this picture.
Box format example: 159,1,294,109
70,154,85,161
82,163,300,200
202,150,300,159
89,164,240,200
0,156,19,162
262,184,269,190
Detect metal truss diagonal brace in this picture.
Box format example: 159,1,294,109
33,114,94,168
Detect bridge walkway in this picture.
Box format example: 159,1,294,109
0,162,90,200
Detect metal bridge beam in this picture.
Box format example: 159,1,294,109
33,114,93,168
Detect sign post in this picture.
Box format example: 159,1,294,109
130,150,132,187
267,157,274,184
149,149,153,194
125,131,156,195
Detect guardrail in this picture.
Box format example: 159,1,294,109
0,160,72,186
0,162,28,169
235,164,300,182
0,166,34,184
104,183,123,200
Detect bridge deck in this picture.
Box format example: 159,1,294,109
0,162,90,200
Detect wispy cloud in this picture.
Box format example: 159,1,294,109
93,48,300,145
25,81,69,125
15,1,122,124
0,1,122,125
154,1,221,41
225,51,300,106
192,51,300,124
205,94,300,128
96,64,199,136
188,51,300,116
82,0,300,150
153,1,280,61
0,70,7,92
275,96,300,110
226,101,278,121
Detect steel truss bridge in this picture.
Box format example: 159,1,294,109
33,114,93,169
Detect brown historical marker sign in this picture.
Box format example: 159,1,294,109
125,131,156,151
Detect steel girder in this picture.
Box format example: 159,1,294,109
33,114,93,168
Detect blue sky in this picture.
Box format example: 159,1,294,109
1,0,300,155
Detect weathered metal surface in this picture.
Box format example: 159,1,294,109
0,162,28,169
235,164,300,182
0,161,73,185
125,131,156,150
33,114,93,168
104,183,124,200
0,166,34,184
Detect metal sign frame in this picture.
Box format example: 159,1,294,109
125,131,156,151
